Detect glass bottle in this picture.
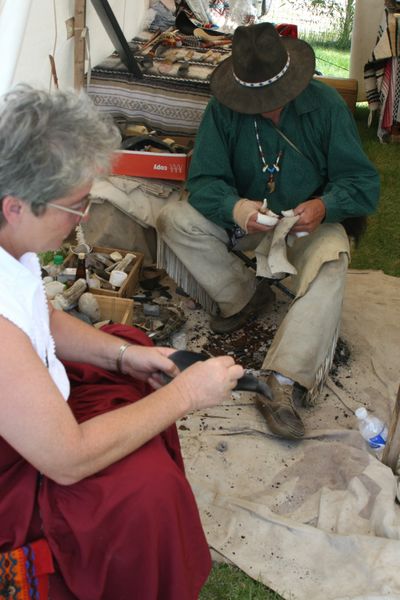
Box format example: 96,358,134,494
74,252,87,282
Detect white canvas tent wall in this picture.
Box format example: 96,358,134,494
350,0,385,101
0,0,148,95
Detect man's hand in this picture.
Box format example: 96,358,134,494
292,198,326,233
246,211,279,233
233,198,263,232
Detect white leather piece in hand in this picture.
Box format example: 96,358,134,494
255,214,300,279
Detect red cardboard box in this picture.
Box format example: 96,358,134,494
112,150,191,181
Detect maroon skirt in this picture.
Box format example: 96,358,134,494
1,324,211,600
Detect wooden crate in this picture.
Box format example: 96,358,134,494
314,75,358,113
65,245,144,298
95,296,134,325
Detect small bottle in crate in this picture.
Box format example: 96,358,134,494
74,253,87,282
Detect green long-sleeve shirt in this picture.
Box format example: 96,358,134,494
187,80,380,229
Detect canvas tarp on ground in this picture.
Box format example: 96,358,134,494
178,269,400,600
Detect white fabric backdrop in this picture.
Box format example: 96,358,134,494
0,0,33,96
350,0,385,100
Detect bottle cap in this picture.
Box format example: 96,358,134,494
78,252,86,260
355,407,368,420
53,254,64,264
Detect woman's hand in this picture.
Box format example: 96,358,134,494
119,345,180,388
170,355,244,412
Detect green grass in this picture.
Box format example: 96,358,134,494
311,43,351,78
200,563,283,600
304,42,399,276
351,104,400,276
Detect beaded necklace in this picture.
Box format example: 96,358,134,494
254,118,283,194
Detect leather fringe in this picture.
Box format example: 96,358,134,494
157,238,218,315
157,238,340,401
305,322,340,406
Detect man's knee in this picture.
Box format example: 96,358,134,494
156,200,193,235
324,251,349,275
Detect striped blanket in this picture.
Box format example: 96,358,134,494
364,7,400,140
86,33,231,137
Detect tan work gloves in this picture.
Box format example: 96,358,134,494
233,199,262,232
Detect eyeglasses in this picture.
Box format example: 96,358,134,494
47,196,93,218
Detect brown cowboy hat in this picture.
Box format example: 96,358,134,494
210,22,315,114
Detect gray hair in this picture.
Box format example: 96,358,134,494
0,84,121,218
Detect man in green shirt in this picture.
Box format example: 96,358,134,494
157,23,379,440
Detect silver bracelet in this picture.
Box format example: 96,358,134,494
116,342,131,374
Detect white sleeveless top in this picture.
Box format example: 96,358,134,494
0,247,70,400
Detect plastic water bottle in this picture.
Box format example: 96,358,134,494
355,406,388,452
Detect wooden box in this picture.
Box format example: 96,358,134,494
65,245,144,298
95,296,134,325
314,76,358,113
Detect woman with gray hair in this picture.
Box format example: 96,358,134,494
0,85,243,599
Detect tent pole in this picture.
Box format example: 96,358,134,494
74,0,87,89
382,384,400,473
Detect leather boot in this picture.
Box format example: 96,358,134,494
255,374,305,439
210,278,275,334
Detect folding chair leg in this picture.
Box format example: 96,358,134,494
229,247,295,300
